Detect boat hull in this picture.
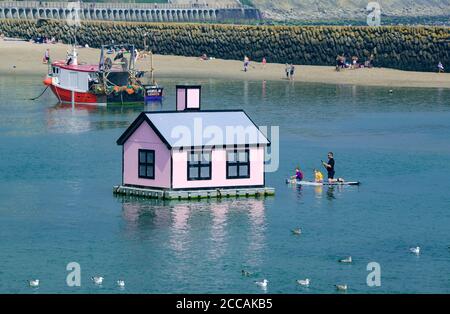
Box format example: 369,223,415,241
48,84,144,106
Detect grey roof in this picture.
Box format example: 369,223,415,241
145,110,270,148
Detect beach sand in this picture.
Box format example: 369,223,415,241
1,40,449,89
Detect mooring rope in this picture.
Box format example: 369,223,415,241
29,85,49,101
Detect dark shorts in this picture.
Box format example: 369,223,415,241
327,171,335,179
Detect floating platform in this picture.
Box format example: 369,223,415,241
113,185,275,200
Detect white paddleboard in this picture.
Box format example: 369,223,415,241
286,179,360,186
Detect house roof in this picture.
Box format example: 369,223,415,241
116,110,270,148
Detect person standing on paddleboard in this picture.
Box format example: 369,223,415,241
322,152,345,183
322,152,336,183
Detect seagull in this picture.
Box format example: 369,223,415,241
28,279,39,288
339,256,352,263
410,246,420,255
296,278,310,287
241,270,253,277
117,280,125,288
91,276,104,285
291,228,302,235
335,284,348,291
255,279,268,289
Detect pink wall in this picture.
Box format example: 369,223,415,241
176,88,186,111
123,121,171,188
172,147,264,189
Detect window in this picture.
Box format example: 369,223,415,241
227,149,250,179
138,149,155,179
188,151,211,181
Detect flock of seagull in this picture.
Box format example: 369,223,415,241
26,234,427,291
28,277,125,289
243,227,424,293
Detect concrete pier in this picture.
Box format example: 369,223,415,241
113,185,275,200
0,1,261,23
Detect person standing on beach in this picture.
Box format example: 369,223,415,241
262,57,267,69
43,48,50,64
285,63,290,79
438,62,445,73
289,64,295,81
243,55,249,72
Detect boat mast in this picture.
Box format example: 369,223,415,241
150,50,155,85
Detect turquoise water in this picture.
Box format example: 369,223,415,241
0,76,449,293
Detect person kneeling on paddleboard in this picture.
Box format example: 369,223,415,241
291,167,304,182
314,169,324,183
322,152,344,183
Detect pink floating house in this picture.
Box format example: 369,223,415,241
114,85,274,199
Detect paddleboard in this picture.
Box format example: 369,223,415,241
286,179,360,186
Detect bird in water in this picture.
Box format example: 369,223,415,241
91,276,104,285
339,256,352,264
28,279,39,288
255,279,268,289
335,284,348,291
410,246,420,255
296,278,310,287
291,228,302,235
241,270,253,277
117,280,125,288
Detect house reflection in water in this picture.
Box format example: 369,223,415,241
120,197,267,268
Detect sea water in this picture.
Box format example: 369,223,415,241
0,76,449,293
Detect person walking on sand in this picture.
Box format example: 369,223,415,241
438,61,445,73
262,57,267,69
243,55,250,72
289,64,295,81
285,63,290,79
43,48,50,64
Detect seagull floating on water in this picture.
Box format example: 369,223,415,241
117,280,125,288
28,279,39,288
410,246,420,255
291,228,302,235
241,270,253,277
296,278,310,287
339,256,352,263
335,284,348,291
91,276,104,285
255,279,268,289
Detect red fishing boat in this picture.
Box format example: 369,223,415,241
44,44,149,106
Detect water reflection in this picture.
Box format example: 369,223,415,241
119,197,267,265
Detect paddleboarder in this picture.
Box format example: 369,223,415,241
322,152,343,183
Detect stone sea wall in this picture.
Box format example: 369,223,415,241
0,19,449,71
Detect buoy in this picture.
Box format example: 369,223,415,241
43,77,52,86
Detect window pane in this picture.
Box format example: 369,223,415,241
139,151,146,163
147,152,154,163
239,165,249,177
189,166,198,179
228,165,238,177
227,151,236,162
139,165,146,177
202,152,210,163
200,166,210,178
238,151,247,162
146,166,154,178
190,152,199,162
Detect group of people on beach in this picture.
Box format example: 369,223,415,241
285,63,296,80
291,152,343,184
336,54,374,71
242,56,267,72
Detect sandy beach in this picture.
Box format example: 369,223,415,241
1,40,449,89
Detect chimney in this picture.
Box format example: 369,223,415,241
176,85,201,111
